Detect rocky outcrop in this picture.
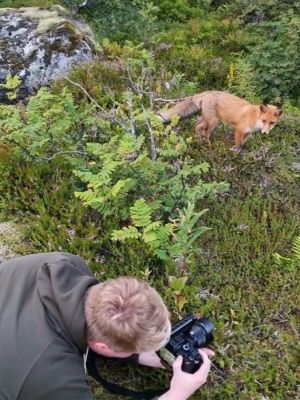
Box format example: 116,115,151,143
0,221,22,262
0,5,97,102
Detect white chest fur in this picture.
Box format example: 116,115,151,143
248,119,263,133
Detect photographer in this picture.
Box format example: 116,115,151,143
0,252,214,400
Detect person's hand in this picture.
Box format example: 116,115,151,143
138,351,164,368
159,348,215,400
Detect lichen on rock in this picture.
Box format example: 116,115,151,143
0,221,23,262
0,5,97,102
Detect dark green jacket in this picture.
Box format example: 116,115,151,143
0,252,98,400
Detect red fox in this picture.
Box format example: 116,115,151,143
157,91,282,149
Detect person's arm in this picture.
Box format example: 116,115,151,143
157,348,214,400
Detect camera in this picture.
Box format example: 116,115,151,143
157,314,214,374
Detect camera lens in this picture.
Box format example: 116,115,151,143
189,317,214,347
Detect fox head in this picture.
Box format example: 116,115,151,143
259,104,283,133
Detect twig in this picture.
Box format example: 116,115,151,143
6,138,32,157
142,103,157,160
35,150,94,161
169,136,190,215
122,76,191,103
55,72,129,132
126,90,137,141
152,96,191,103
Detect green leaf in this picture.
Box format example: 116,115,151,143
130,198,152,227
111,226,141,241
168,275,188,292
143,230,158,243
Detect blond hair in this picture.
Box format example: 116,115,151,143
84,277,171,353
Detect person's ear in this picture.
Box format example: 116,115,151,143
88,341,109,354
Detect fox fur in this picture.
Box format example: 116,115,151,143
157,91,283,148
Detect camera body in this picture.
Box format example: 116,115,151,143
157,314,214,374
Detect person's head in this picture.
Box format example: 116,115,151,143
84,277,171,357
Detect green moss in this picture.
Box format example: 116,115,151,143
1,112,299,398
0,1,57,7
0,1,299,398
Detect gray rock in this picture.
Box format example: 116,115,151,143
0,221,22,263
0,5,97,102
291,162,300,172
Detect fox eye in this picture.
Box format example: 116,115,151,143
262,120,266,123
270,122,275,125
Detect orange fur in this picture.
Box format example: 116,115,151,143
157,91,283,148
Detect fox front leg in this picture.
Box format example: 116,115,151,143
231,129,245,152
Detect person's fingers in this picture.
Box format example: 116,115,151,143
199,349,210,364
197,349,211,378
201,348,215,357
172,355,183,371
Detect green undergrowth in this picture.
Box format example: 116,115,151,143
0,0,57,7
0,0,300,399
1,115,299,399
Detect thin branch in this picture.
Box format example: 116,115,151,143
126,90,137,141
153,96,191,103
35,150,94,161
6,138,32,157
170,137,190,215
5,137,96,162
55,72,129,132
122,76,192,104
142,103,157,160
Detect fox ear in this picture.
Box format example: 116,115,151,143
275,108,283,117
260,104,268,113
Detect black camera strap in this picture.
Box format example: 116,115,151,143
86,349,166,400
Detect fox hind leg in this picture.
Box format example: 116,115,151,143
194,117,208,138
194,117,217,146
198,118,219,146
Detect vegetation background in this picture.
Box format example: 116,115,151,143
0,0,299,399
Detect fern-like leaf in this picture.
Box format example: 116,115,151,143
130,198,152,227
111,226,141,241
291,236,300,260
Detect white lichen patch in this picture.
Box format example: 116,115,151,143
0,221,23,262
33,16,67,35
18,7,60,21
0,7,15,15
0,5,97,102
5,6,95,44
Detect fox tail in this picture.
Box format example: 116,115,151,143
157,96,202,123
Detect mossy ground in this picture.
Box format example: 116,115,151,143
85,122,300,400
1,117,299,399
0,1,299,399
0,0,57,7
